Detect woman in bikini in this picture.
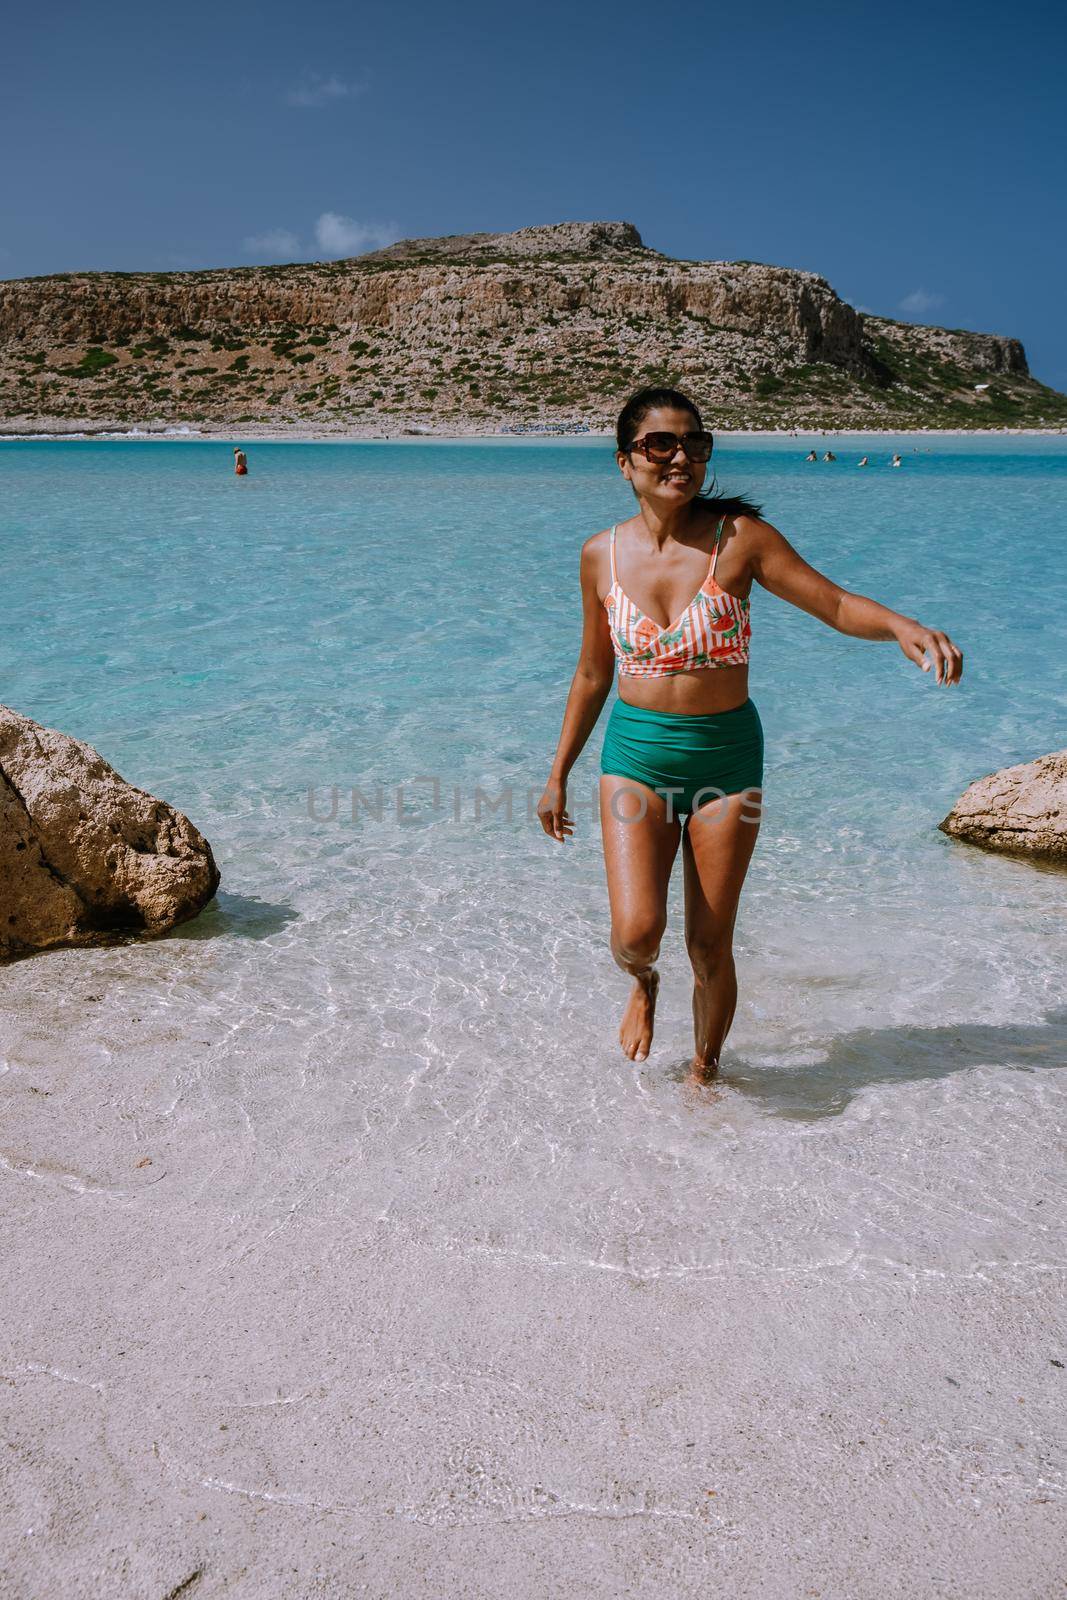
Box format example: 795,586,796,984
537,386,963,1083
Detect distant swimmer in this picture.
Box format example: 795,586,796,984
891,453,902,468
805,450,818,462
822,451,837,462
858,455,869,467
233,447,248,476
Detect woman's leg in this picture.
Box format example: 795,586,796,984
682,789,762,1082
599,774,683,1061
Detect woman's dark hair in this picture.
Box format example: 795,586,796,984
615,386,763,519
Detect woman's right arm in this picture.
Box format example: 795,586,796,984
537,535,617,843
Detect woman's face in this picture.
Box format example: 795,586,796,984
617,406,709,507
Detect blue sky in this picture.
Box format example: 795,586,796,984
2,0,1065,387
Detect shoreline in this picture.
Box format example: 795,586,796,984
2,419,1067,443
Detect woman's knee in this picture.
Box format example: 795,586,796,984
686,926,734,980
611,916,666,969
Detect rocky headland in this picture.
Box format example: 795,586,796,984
1,220,1063,435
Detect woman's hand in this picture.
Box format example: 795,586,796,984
537,778,575,842
894,619,964,685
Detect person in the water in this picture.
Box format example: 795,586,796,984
233,448,248,476
537,386,964,1083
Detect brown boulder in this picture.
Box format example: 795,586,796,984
938,750,1067,863
0,704,220,960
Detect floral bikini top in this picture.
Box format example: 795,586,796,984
604,516,752,678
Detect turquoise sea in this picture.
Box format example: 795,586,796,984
1,435,1065,1589
3,438,1065,1051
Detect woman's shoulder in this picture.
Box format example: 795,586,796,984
581,524,616,558
726,510,772,534
580,526,619,605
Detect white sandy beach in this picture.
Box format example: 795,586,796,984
2,941,1065,1599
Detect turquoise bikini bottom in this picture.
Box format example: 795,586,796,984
600,697,764,818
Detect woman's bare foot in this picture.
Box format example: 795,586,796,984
688,1053,719,1086
619,971,659,1062
680,1066,722,1108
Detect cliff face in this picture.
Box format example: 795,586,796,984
0,221,1059,432
0,241,867,370
865,316,1028,377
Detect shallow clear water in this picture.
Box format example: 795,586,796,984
2,431,1065,1212
1,437,1065,1590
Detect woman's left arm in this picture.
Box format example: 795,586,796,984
745,516,964,686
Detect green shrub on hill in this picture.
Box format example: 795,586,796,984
56,348,119,379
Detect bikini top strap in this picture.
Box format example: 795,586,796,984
609,524,618,586
708,515,727,580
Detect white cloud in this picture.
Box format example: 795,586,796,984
243,228,302,262
899,288,946,315
239,217,398,264
285,72,359,108
313,213,399,258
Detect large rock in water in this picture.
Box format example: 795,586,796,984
939,750,1067,863
0,704,220,960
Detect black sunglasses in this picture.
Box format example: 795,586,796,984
629,430,714,464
